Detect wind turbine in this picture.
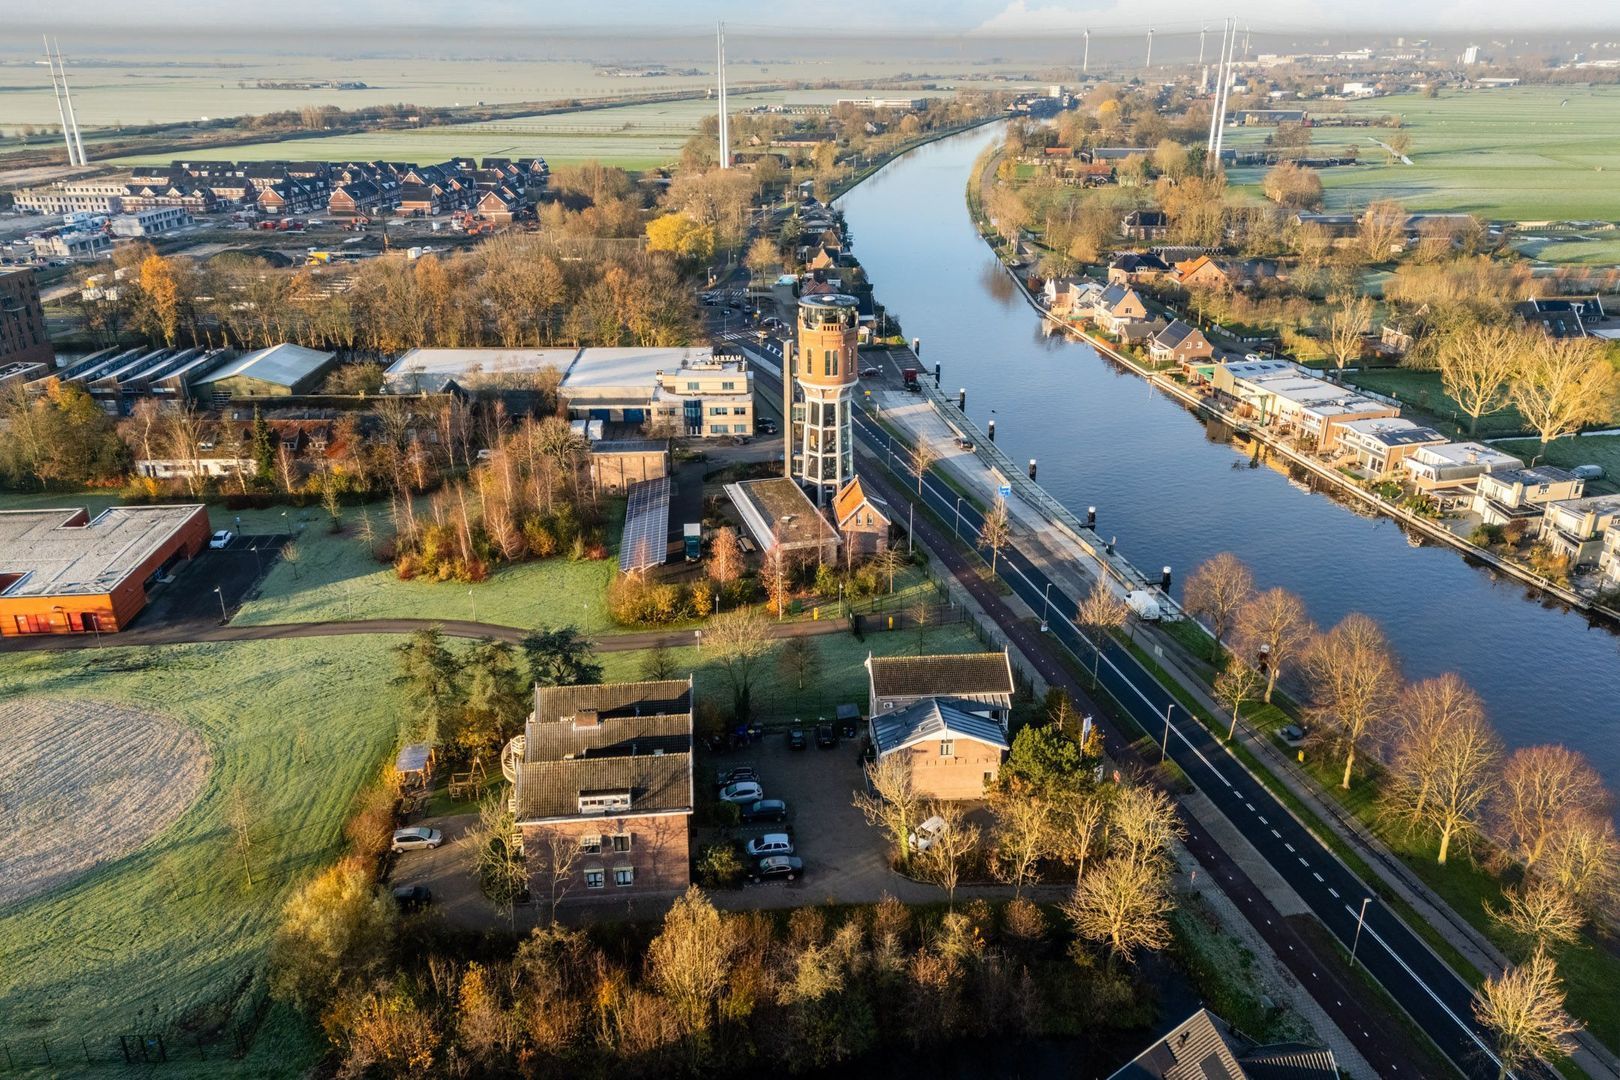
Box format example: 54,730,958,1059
716,23,730,169
1146,27,1154,69
1083,28,1090,75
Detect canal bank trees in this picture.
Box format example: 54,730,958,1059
1302,613,1401,790
1182,552,1254,654
1232,586,1315,704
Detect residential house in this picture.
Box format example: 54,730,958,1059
1121,210,1171,240
1402,442,1525,502
1217,362,1398,449
832,476,890,558
1377,315,1428,358
1513,296,1606,340
1041,276,1102,318
1171,254,1231,290
869,698,1009,800
1148,320,1214,367
1334,417,1447,475
1107,1008,1337,1080
328,179,382,217
1473,466,1585,527
502,679,694,905
1538,494,1620,567
865,650,1015,726
1093,283,1151,335
1597,529,1620,590
1106,251,1171,285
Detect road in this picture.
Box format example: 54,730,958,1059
739,341,1508,1079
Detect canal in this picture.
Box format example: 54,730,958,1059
837,123,1620,795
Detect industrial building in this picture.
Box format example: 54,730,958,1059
0,269,54,369
0,505,210,635
110,207,192,237
192,343,338,401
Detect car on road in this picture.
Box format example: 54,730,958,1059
209,530,235,549
787,726,808,751
728,298,743,309
815,722,837,749
745,833,795,858
860,366,881,378
719,781,765,804
749,855,804,883
739,798,789,823
716,765,759,787
391,826,443,852
909,816,947,852
755,418,778,435
391,884,433,910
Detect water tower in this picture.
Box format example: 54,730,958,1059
788,293,859,505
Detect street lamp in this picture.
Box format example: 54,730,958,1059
954,496,964,538
213,586,227,624
468,587,477,624
1040,582,1052,632
1350,898,1373,968
1160,702,1176,762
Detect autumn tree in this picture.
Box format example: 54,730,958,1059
645,213,716,262
471,791,528,921
1214,659,1263,741
1473,950,1583,1078
1510,335,1620,447
744,236,779,286
990,786,1057,896
1232,587,1314,703
1061,856,1174,972
1494,745,1608,869
647,886,737,1037
977,496,1012,575
1182,552,1253,652
1303,613,1401,789
1260,161,1323,210
707,526,745,587
1326,291,1375,374
853,753,924,862
269,855,397,1012
1110,783,1184,871
1435,324,1516,436
706,606,772,720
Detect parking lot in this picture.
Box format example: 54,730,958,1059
135,531,290,630
704,729,942,909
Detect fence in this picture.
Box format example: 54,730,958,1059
0,1027,254,1073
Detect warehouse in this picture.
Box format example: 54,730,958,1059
192,343,338,400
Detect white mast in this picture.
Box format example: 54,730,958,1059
1206,19,1233,165
55,39,88,166
43,35,77,166
1083,28,1090,75
1213,19,1235,165
716,23,730,169
1145,27,1154,70
1199,24,1207,66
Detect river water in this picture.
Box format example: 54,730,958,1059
837,124,1620,795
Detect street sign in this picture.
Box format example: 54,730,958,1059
997,483,1011,499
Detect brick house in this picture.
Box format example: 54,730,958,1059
866,650,1015,726
1094,283,1151,335
1171,255,1231,290
832,476,890,559
869,697,1010,800
502,679,693,906
1105,252,1171,286
1148,319,1214,366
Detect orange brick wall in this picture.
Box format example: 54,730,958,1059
520,813,690,905
895,740,1004,800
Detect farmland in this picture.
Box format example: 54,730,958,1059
1227,85,1620,222
0,636,403,1076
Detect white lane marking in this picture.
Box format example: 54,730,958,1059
1244,802,1255,811
1329,887,1340,898
1314,872,1325,882
1270,829,1281,838
1284,842,1295,852
1258,815,1268,825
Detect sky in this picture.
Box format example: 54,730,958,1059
25,1,1620,33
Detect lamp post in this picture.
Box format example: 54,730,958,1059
1350,898,1373,968
1040,582,1052,632
1160,702,1175,762
468,587,477,624
954,496,964,539
213,586,227,624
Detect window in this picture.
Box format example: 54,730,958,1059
940,740,955,757
577,791,632,814
579,834,602,854
614,867,634,887
686,381,700,391
733,407,748,415
610,834,632,853
584,869,605,889
721,380,736,390
710,406,727,416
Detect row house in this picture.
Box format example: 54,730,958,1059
1474,466,1585,526
120,181,219,215
1598,529,1620,591
1539,494,1620,568
257,178,327,216
328,179,387,217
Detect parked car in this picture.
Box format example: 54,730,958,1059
815,722,837,749
836,703,861,739
860,366,881,377
787,727,808,751
391,884,432,910
719,781,765,804
755,418,778,435
739,798,789,823
209,530,235,549
745,832,795,858
909,816,947,853
750,855,804,883
716,765,759,787
391,826,443,852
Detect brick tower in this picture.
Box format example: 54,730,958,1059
788,293,859,505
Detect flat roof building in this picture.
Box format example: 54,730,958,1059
725,477,840,561
0,505,210,635
1402,442,1524,492
0,269,54,370
193,343,338,399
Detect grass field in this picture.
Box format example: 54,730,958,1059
1343,368,1530,437
1494,434,1620,493
0,637,403,1076
1509,234,1620,267
1228,86,1620,222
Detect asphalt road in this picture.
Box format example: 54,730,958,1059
741,342,1505,1079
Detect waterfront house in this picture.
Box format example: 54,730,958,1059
1538,494,1620,567
866,650,1015,726
1473,466,1585,527
1042,276,1102,318
869,697,1009,800
1216,362,1397,448
1106,252,1171,285
1334,417,1447,476
1598,529,1620,589
1148,320,1214,366
503,679,694,906
1171,255,1231,290
1094,284,1151,334
1402,442,1525,502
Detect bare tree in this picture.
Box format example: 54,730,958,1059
872,545,906,594
853,754,924,862
705,607,772,721
708,526,745,587
977,496,1012,575
909,438,938,494
990,790,1055,896
1473,950,1584,1078
1326,292,1375,375
1542,814,1620,914
1359,199,1407,262
647,886,737,1037
1232,587,1314,704
1051,786,1113,882
1487,879,1584,957
1494,745,1608,869
1385,673,1485,828
471,793,528,925
776,634,822,692
1436,324,1516,436
1077,577,1130,677
1061,856,1174,972
530,829,584,926
917,801,981,907
1423,703,1501,865
1302,613,1401,789
1214,660,1263,741
1511,335,1620,448
226,782,256,888
281,540,303,580
1111,783,1184,871
1182,552,1254,653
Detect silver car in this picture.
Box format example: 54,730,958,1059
391,826,443,852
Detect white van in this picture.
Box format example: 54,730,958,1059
910,816,947,852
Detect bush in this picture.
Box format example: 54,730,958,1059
696,844,745,888
1470,523,1506,547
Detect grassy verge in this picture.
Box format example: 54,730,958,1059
0,636,404,1076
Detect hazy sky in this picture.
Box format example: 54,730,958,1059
30,0,1620,32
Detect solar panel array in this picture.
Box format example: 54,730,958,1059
619,476,672,573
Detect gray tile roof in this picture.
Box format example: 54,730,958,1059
513,752,691,822
870,698,1009,756
537,679,690,723
867,651,1013,700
